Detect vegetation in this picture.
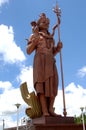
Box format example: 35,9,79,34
74,113,86,124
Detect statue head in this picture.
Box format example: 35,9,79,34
37,13,50,30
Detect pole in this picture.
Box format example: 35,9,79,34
53,2,67,116
80,107,85,130
3,119,5,130
15,103,21,130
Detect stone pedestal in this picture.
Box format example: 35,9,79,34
32,116,75,130
34,124,84,130
33,116,74,124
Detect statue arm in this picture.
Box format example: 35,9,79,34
26,34,39,54
52,24,58,36
26,41,36,54
53,41,63,56
52,17,60,36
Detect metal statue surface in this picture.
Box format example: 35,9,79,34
26,12,63,117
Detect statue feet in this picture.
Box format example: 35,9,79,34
43,112,50,116
49,108,61,117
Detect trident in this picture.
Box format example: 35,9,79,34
53,2,67,117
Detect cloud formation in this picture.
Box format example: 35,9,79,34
54,82,86,116
17,65,34,92
0,81,26,129
0,24,26,64
77,66,86,78
0,0,9,7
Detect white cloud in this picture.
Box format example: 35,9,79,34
0,24,26,64
54,82,86,116
0,81,27,129
77,66,86,78
0,81,12,91
17,65,34,92
0,81,26,114
0,0,9,7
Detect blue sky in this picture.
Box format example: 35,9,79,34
0,0,86,129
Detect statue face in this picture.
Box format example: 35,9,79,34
37,13,50,30
39,19,49,30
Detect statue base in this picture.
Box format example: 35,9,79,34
31,116,76,130
32,116,74,125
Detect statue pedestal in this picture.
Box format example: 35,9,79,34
32,116,74,124
32,116,75,130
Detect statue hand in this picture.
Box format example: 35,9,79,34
57,41,63,48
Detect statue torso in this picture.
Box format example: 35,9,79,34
35,32,55,55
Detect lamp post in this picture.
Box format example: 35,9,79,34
85,107,86,115
80,107,85,130
0,119,5,130
15,103,21,130
3,119,5,130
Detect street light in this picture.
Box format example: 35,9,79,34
0,119,5,130
85,107,86,115
15,103,21,130
3,119,5,130
80,107,85,130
